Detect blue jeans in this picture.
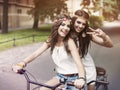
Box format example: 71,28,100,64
56,73,79,90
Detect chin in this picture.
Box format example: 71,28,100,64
60,34,66,37
76,30,80,33
77,29,83,33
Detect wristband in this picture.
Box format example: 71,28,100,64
78,77,86,81
17,61,26,68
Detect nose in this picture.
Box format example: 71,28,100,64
64,26,69,31
78,23,83,28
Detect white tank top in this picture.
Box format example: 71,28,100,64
82,52,95,67
52,45,78,74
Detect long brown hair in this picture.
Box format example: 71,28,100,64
48,14,72,54
71,10,92,58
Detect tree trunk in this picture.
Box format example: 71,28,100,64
32,16,39,29
2,0,8,33
32,11,39,29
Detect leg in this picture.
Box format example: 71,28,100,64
88,84,95,90
40,77,60,90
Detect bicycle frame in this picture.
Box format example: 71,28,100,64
87,80,109,90
18,69,109,90
19,69,63,90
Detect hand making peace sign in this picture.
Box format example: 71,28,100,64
87,27,106,38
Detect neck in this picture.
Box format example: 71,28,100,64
74,31,79,37
56,37,64,46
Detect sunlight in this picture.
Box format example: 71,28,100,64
65,0,82,16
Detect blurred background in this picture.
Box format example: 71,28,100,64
0,0,120,90
0,0,120,32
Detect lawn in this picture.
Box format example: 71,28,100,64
0,24,52,51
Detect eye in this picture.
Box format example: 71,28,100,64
77,21,81,24
83,23,86,26
61,23,65,26
77,21,86,26
67,25,70,28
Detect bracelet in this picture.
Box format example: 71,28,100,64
78,77,86,81
17,61,26,68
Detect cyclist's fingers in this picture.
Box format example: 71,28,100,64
76,85,82,89
74,81,82,89
12,65,22,73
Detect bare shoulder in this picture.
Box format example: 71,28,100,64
68,38,75,44
68,38,77,50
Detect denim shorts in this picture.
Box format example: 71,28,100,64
56,73,79,90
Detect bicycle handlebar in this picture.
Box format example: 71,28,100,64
17,69,109,90
88,80,109,85
18,69,74,84
17,69,74,90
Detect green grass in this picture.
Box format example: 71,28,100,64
0,24,52,51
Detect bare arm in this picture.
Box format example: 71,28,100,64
12,42,50,72
68,38,85,88
87,27,114,48
23,42,50,65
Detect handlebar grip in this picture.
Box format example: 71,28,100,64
18,69,26,74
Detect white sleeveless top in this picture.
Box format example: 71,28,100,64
52,45,78,74
82,52,96,83
82,52,95,67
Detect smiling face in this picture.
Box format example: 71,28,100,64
73,10,89,34
58,20,71,38
74,17,87,33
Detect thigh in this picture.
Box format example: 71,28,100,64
40,77,60,90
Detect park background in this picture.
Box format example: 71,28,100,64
0,0,120,90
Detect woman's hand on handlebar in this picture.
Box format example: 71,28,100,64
74,78,85,89
12,62,26,73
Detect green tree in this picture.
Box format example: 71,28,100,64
80,0,95,14
80,0,120,21
31,0,68,29
102,0,119,21
117,0,120,11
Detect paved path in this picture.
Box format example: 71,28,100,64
0,42,55,90
0,42,43,73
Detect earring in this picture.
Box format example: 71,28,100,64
82,32,86,37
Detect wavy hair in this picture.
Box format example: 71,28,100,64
48,14,72,54
71,10,92,58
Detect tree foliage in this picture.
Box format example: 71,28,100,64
30,0,68,29
102,0,119,21
80,0,120,21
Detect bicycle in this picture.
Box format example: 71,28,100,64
94,67,109,90
18,66,109,90
18,69,75,90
